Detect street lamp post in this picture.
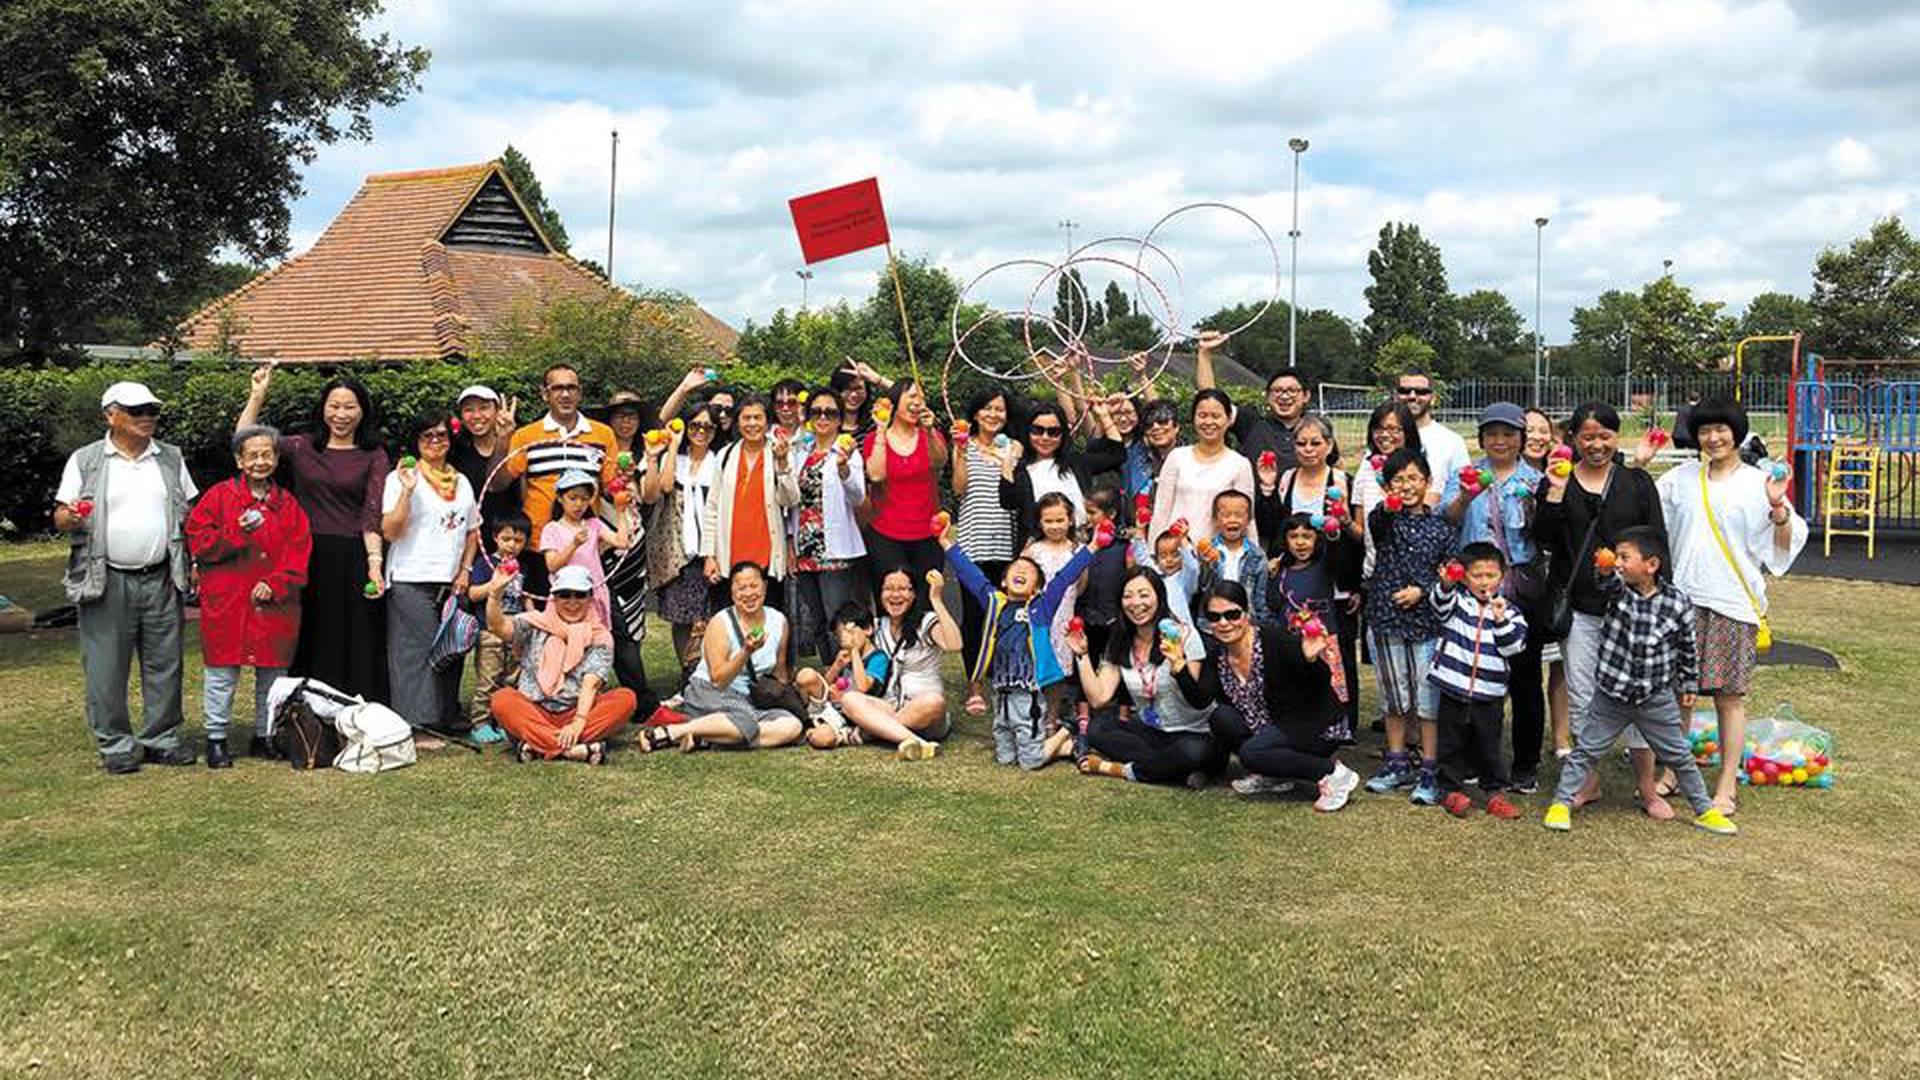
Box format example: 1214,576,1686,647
796,269,814,311
1623,317,1632,412
1058,219,1079,257
1286,137,1309,371
1533,216,1549,405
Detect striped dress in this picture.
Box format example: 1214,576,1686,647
956,442,1016,562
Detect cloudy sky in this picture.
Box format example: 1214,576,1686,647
284,0,1920,343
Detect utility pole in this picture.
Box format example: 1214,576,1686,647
606,130,619,282
1058,219,1079,257
796,269,814,311
1286,137,1310,371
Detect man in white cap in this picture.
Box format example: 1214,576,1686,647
449,383,520,521
54,381,201,773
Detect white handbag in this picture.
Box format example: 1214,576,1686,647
332,701,418,774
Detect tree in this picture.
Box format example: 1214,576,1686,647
75,259,259,349
1737,291,1816,375
1102,280,1131,322
1566,281,1734,379
1565,290,1645,378
1088,279,1157,353
0,1,428,361
1363,222,1461,375
1297,309,1367,385
1373,334,1438,383
1810,216,1920,359
498,144,570,254
1052,268,1103,336
1453,289,1525,376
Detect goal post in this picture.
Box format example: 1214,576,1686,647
1317,382,1383,417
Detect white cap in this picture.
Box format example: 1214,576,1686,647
101,381,161,409
455,384,500,405
551,565,594,593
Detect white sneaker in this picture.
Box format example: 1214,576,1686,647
1230,774,1293,797
1313,761,1361,813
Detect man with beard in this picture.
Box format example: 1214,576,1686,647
1394,370,1470,483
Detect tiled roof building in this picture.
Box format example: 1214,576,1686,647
171,161,736,362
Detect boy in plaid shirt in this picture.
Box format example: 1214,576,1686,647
1544,527,1736,835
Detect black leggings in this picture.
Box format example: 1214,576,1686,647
1087,713,1216,785
958,559,1010,687
864,531,944,605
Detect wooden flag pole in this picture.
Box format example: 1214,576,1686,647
885,243,922,384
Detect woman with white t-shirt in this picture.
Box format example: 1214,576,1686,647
380,412,480,738
1064,567,1217,787
643,402,722,682
998,400,1125,549
1149,389,1256,545
1654,398,1806,815
827,565,962,756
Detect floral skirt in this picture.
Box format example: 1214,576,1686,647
659,559,710,626
1696,606,1757,696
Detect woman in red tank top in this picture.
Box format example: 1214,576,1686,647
862,378,948,604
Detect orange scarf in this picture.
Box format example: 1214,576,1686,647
519,606,613,697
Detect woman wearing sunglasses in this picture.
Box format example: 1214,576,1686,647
787,384,867,664
998,399,1125,550
1190,581,1362,810
642,402,722,682
379,412,481,744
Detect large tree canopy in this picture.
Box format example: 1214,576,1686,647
1810,216,1920,360
0,0,428,360
1363,221,1461,375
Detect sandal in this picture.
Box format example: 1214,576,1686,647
1638,794,1676,821
584,741,608,767
677,732,705,753
515,743,538,765
964,692,987,717
1712,793,1738,817
637,726,675,755
1654,771,1681,799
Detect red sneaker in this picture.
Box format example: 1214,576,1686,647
1486,794,1522,820
1442,791,1474,817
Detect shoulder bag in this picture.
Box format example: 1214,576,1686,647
1699,468,1773,653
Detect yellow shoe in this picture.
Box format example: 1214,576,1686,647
1542,803,1572,832
1693,808,1738,836
895,737,939,762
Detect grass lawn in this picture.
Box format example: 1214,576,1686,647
2,538,1917,1079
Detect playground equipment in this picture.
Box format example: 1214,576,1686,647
1822,444,1881,557
1791,351,1920,552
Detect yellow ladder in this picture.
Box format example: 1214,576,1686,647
1822,443,1880,558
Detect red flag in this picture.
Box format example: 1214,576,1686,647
788,178,891,264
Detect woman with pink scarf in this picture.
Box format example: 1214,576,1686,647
484,564,636,764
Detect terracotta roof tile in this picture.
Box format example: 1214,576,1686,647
171,161,736,363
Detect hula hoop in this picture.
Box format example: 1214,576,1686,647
1135,201,1282,340
472,434,647,600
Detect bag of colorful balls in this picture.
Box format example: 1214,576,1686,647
1687,704,1834,789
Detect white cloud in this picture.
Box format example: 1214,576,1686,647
279,0,1920,346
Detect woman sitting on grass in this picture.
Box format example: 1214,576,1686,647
639,560,807,752
1063,566,1216,788
812,566,961,758
484,564,637,765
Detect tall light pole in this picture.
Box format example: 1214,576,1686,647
607,130,618,281
1058,219,1079,257
1622,317,1633,411
1662,257,1674,278
1533,216,1549,405
795,269,813,311
1286,137,1309,371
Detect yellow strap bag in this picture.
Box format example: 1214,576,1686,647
1700,469,1773,653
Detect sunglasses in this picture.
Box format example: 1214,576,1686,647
1396,387,1434,398
1200,607,1245,623
809,407,842,418
1146,414,1178,426
1029,425,1064,437
551,589,591,600
688,421,716,432
418,430,450,442
121,405,162,418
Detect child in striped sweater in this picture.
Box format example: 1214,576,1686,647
1428,541,1529,819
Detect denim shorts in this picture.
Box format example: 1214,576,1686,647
1370,632,1438,721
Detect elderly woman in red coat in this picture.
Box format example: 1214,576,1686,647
185,426,313,768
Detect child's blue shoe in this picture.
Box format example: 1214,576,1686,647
470,722,507,745
1409,771,1442,806
1365,761,1416,794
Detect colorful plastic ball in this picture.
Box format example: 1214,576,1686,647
1812,773,1833,789
1310,513,1326,529
1792,767,1808,784
1769,462,1789,481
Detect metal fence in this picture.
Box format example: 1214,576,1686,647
1427,375,1792,421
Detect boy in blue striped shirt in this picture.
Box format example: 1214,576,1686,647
1427,542,1529,819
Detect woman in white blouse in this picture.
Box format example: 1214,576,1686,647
1148,389,1255,545
642,402,722,678
1655,398,1806,815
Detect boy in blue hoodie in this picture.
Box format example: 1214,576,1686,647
941,518,1100,770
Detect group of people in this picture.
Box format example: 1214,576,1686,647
57,343,1809,835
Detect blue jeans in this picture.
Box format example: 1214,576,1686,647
993,686,1049,769
203,665,284,740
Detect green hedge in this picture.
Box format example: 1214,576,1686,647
0,357,763,536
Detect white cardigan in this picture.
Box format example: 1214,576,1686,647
788,446,867,561
701,441,802,579
1656,460,1807,624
